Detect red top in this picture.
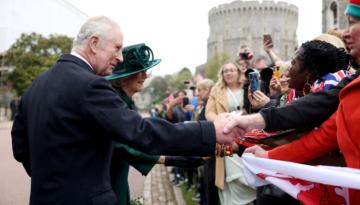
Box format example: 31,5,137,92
268,75,360,204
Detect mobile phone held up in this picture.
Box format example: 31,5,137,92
263,34,272,44
248,72,260,93
272,66,281,79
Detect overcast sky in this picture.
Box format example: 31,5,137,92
66,0,322,76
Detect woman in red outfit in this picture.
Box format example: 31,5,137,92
243,1,360,204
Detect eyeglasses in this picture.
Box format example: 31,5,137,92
222,68,237,74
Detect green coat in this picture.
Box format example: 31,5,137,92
110,88,159,205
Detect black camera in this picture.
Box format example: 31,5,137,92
239,52,250,60
182,97,190,107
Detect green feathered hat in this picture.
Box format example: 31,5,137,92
105,43,161,81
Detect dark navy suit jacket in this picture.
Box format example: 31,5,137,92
11,54,215,205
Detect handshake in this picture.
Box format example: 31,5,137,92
213,112,266,146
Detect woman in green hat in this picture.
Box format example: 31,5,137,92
106,43,204,204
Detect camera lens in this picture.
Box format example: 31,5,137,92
239,52,250,60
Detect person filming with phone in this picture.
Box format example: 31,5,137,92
205,62,257,205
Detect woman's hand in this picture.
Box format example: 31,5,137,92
244,145,268,158
248,90,270,109
269,77,281,96
263,39,274,52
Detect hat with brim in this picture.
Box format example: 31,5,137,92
105,43,161,81
346,0,360,18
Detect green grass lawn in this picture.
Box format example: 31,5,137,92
180,183,199,205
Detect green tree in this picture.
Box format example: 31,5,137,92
169,67,193,91
204,52,230,81
5,32,73,95
147,76,169,103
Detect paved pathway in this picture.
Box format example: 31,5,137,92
128,166,146,198
0,121,30,205
143,165,183,205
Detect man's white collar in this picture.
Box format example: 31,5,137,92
70,51,93,70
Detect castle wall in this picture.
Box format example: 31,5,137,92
207,0,298,63
322,0,347,33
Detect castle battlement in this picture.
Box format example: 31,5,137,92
207,0,298,62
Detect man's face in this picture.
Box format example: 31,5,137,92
253,59,268,70
343,15,360,60
94,26,124,76
196,87,209,101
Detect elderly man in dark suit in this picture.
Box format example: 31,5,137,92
11,16,235,205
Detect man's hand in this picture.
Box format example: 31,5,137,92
244,145,268,158
223,113,266,137
213,113,238,144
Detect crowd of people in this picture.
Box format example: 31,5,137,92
9,0,360,204
145,31,354,205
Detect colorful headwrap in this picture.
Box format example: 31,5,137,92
346,0,360,18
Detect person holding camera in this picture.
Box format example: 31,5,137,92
166,90,190,122
248,68,291,110
227,2,360,203
237,45,254,72
263,33,289,70
205,62,256,205
165,90,197,188
243,55,273,114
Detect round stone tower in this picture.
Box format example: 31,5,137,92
207,0,298,62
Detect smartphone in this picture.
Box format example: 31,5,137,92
263,34,272,44
248,72,260,93
272,66,281,79
182,97,190,107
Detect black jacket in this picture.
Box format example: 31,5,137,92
260,70,360,131
11,54,215,205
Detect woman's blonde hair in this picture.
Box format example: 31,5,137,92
196,79,215,90
215,62,244,89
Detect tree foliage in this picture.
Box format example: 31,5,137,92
5,32,73,95
146,67,193,104
147,75,169,103
169,67,193,91
204,52,230,81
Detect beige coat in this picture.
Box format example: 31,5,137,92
205,85,228,190
205,85,228,121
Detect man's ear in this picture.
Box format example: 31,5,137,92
89,35,100,54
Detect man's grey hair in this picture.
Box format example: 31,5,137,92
73,16,116,50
